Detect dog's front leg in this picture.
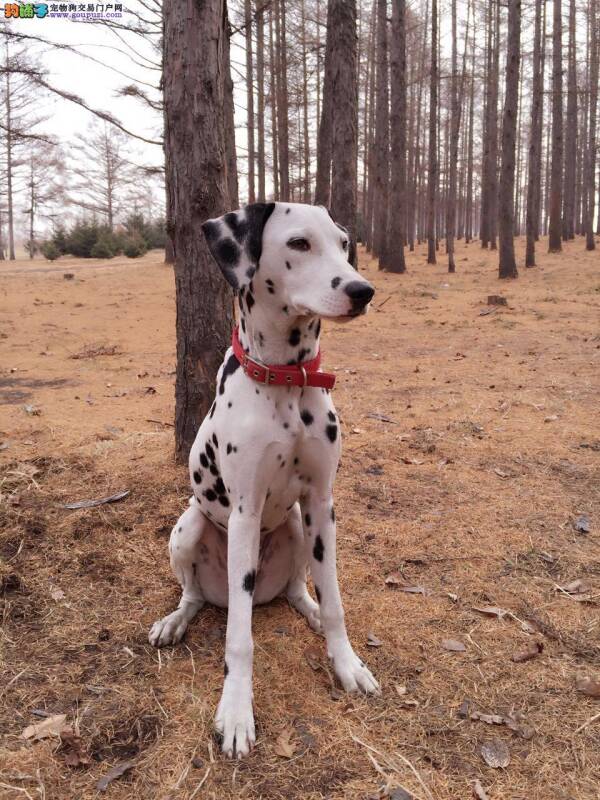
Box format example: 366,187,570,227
303,491,380,695
215,508,260,758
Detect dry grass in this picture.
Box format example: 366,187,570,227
1,238,599,799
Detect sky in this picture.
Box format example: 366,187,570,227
3,3,163,165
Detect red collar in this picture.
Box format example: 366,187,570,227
231,326,336,390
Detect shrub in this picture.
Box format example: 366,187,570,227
90,237,116,259
51,227,68,255
123,236,147,258
66,222,101,258
41,241,60,262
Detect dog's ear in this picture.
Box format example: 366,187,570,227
202,202,276,291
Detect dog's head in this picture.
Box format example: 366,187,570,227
202,202,374,320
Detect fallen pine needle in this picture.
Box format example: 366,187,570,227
188,767,210,800
351,733,433,800
574,711,600,734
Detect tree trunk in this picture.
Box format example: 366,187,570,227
224,10,239,207
269,6,279,199
315,0,334,206
256,2,266,201
585,0,598,250
498,0,520,279
562,0,577,240
525,0,543,266
300,0,311,203
244,0,256,203
373,0,389,263
383,0,407,272
548,0,563,252
275,0,290,201
5,65,15,261
329,0,358,265
465,22,475,243
427,0,438,264
446,0,458,272
164,0,235,462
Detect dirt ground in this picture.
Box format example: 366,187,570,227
1,238,599,800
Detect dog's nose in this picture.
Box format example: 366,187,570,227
344,280,375,309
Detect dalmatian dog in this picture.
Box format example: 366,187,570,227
149,202,379,758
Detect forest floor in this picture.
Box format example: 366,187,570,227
1,238,599,800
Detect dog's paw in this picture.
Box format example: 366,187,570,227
215,682,255,759
288,591,323,634
332,649,380,695
148,610,189,647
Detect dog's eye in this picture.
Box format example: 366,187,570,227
341,239,349,251
287,237,310,252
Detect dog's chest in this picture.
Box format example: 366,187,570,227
189,367,339,533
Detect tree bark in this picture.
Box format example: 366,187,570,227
5,63,15,261
562,0,577,240
275,0,290,201
498,0,520,279
525,0,543,266
269,6,279,199
427,0,438,264
256,2,266,201
373,0,389,263
164,0,235,462
224,9,239,207
548,0,563,252
585,0,598,250
244,0,256,203
315,0,334,206
329,0,358,265
383,0,407,272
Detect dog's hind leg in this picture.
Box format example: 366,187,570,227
285,504,322,633
149,499,207,647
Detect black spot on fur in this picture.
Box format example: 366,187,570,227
246,267,256,279
285,208,291,214
245,202,275,263
227,443,232,454
202,219,219,241
286,260,292,270
240,317,246,334
217,238,240,266
210,463,219,476
305,513,311,527
313,535,324,562
209,401,216,419
193,470,202,484
218,495,230,507
331,506,336,522
328,411,336,422
224,660,229,677
192,562,197,576
315,585,321,603
326,424,338,442
204,489,217,502
289,328,301,346
224,211,249,242
297,348,309,362
238,504,243,513
228,401,233,408
219,353,240,395
282,305,289,314
293,457,299,465
200,453,209,468
300,410,314,426
315,320,321,337
246,292,255,312
212,433,218,448
331,276,342,289
214,477,226,495
243,570,256,593
205,442,215,461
